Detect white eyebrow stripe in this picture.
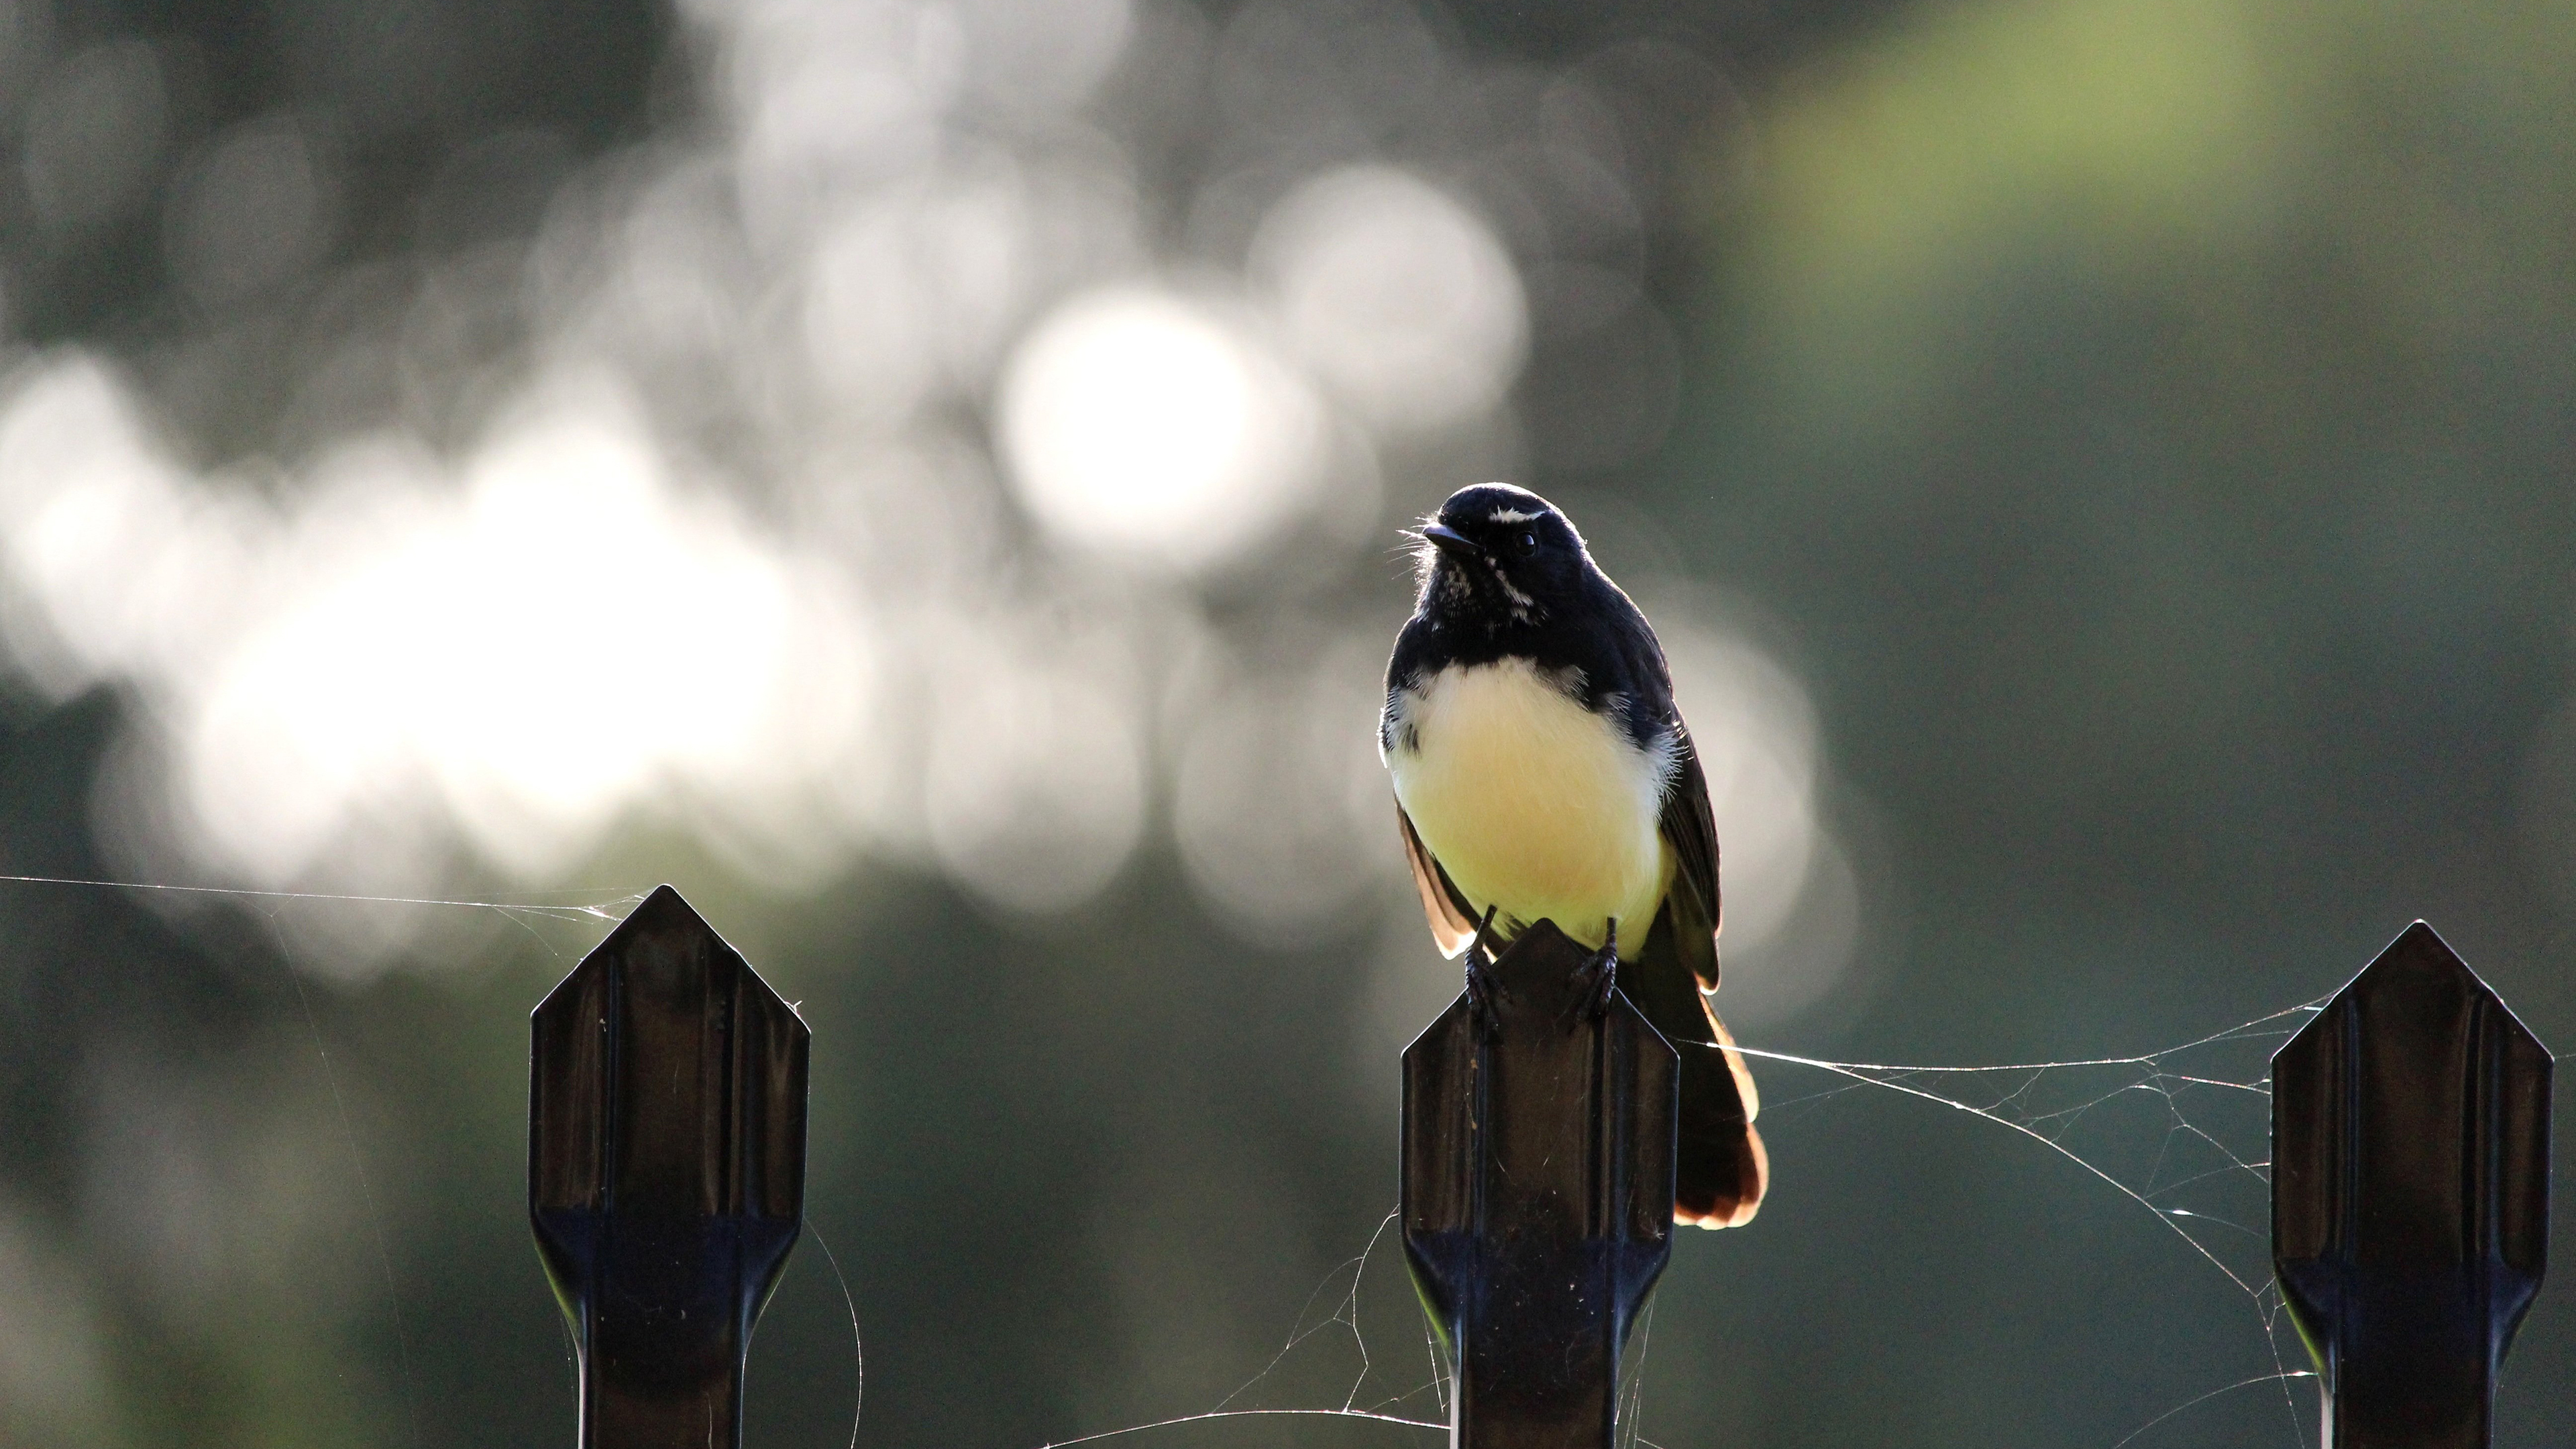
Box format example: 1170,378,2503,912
1487,507,1540,524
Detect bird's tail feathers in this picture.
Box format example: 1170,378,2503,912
1672,996,1768,1228
1631,905,1769,1228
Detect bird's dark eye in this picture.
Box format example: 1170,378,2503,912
1513,531,1538,557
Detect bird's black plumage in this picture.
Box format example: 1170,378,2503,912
1381,483,1767,1228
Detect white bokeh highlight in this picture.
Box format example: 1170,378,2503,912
0,360,878,892
998,286,1328,574
1253,166,1528,435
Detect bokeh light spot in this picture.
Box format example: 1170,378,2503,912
996,286,1326,574
1253,165,1527,435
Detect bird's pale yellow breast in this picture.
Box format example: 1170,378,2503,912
1385,658,1672,955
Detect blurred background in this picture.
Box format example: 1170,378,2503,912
0,0,2568,1443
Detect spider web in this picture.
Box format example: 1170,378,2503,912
1723,1002,2328,1448
1037,997,2332,1449
0,871,651,969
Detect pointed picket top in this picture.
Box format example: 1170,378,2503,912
1403,920,1676,1449
530,884,811,1449
2273,920,2551,1449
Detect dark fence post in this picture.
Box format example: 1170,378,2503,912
2273,920,2552,1449
529,885,812,1449
1403,920,1678,1449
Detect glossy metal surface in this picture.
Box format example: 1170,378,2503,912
530,885,811,1449
1402,920,1677,1449
2273,921,2552,1449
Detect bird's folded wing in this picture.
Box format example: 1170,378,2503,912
1658,722,1724,991
1397,801,1481,958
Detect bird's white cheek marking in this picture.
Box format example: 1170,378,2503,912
1491,568,1538,621
1386,659,1671,955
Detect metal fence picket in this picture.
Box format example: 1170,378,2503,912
502,890,2556,1449
2273,920,2553,1449
529,885,812,1449
1402,920,1678,1449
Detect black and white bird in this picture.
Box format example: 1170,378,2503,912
1380,482,1767,1228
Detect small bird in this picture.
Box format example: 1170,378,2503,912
1380,483,1767,1228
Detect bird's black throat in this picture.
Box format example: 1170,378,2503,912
1385,484,1678,759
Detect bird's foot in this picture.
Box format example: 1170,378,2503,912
1569,918,1619,1026
1464,906,1504,1041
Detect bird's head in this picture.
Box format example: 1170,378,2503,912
1411,484,1591,630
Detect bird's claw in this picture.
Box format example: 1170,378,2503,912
1464,906,1504,1041
1569,918,1619,1026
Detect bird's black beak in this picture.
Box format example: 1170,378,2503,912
1421,523,1483,561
